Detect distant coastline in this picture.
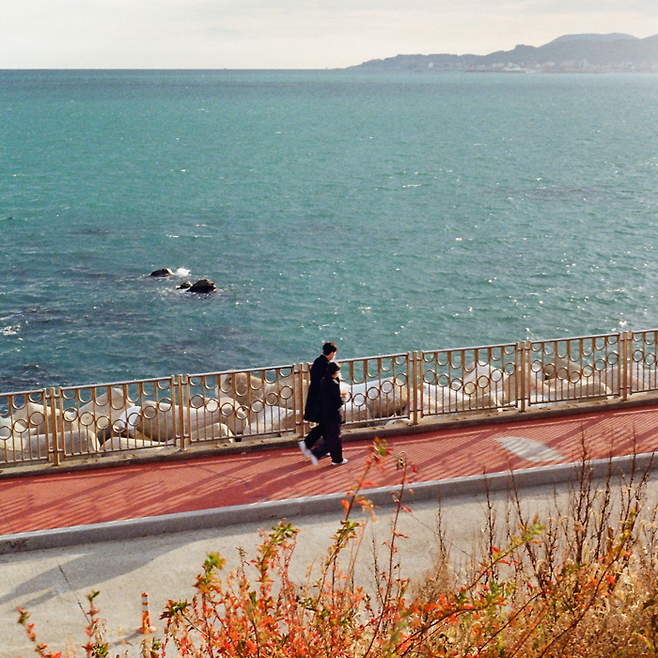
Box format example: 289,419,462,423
348,33,658,73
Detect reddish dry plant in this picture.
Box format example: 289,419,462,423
18,590,116,658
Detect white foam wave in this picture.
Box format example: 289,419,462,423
173,268,191,277
1,325,20,336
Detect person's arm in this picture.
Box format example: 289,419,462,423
332,379,343,409
310,356,326,384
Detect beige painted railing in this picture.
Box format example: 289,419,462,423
2,329,658,466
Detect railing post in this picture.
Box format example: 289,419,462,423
177,375,187,451
410,351,419,425
296,363,305,439
621,331,630,401
518,342,527,412
48,387,61,466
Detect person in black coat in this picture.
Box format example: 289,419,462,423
309,361,348,466
299,342,337,458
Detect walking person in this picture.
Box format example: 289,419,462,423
309,361,348,466
299,341,337,459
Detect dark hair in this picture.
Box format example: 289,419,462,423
322,341,338,355
326,361,340,376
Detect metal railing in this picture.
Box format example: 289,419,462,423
2,329,658,467
523,333,624,408
339,353,412,427
419,343,518,418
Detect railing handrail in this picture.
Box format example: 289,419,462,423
527,331,622,344
58,374,177,391
337,351,410,363
188,364,297,378
420,341,517,354
0,387,49,398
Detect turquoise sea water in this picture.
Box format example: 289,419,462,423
2,70,658,390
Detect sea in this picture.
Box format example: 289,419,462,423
2,69,658,391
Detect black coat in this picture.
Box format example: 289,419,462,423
304,354,330,423
320,375,343,425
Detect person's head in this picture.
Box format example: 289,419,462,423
326,361,341,378
323,342,338,360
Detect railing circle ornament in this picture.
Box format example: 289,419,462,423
265,392,279,406
279,385,293,401
190,394,205,409
476,375,490,389
63,409,78,423
594,358,608,372
463,381,476,396
143,405,158,420
381,380,394,394
366,386,380,401
423,370,437,385
79,411,95,426
220,402,237,417
490,369,504,383
29,410,45,426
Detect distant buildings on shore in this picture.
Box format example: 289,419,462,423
438,61,658,74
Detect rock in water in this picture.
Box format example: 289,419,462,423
188,278,216,293
177,280,192,290
150,268,173,277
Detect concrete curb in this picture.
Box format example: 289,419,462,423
1,451,655,555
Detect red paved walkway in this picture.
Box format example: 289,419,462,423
1,404,657,536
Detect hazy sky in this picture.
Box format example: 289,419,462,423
2,0,658,69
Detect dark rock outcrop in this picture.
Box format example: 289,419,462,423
187,278,216,293
150,268,173,277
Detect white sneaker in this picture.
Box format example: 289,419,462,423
310,453,319,467
298,441,312,459
330,458,348,466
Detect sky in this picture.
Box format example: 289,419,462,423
2,0,658,69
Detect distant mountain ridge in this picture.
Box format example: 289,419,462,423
548,33,637,44
349,33,658,73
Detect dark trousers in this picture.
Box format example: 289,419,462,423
304,420,324,449
311,422,342,463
